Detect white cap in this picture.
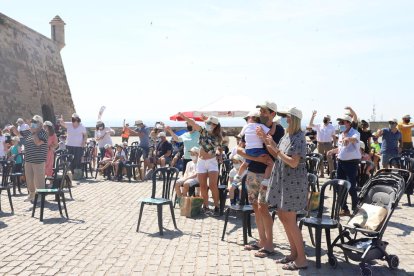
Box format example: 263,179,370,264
16,118,24,124
32,115,44,124
403,114,411,119
123,142,128,147
72,113,80,119
96,120,103,125
336,115,352,123
324,115,331,122
388,118,398,124
272,116,281,124
12,136,20,142
232,154,244,162
104,144,111,149
244,109,260,119
135,120,143,126
206,116,219,125
157,132,166,138
43,121,53,127
256,101,277,113
189,146,200,154
359,141,365,150
277,107,303,120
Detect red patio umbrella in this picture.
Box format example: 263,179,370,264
169,112,204,122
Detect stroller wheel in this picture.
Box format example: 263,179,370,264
328,255,338,269
387,255,399,269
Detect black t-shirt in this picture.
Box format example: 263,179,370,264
273,124,285,145
358,128,372,153
156,140,172,157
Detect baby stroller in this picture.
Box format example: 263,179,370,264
331,168,412,276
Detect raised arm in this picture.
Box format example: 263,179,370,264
308,110,317,128
345,106,358,123
178,112,201,131
165,126,180,142
59,115,67,129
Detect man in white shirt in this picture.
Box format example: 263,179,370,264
308,111,336,177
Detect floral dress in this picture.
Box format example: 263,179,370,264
266,131,308,212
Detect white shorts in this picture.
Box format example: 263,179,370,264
196,157,219,173
176,178,199,187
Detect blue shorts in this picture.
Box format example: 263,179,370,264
245,148,267,164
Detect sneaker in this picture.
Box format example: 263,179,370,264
261,179,270,187
339,209,351,217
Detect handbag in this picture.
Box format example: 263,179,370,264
180,196,204,218
308,191,320,211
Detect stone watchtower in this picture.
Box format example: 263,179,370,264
50,15,65,51
0,13,75,126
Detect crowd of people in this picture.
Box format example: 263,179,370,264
1,104,414,271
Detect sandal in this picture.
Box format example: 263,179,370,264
282,261,308,271
244,243,261,251
275,256,294,264
254,249,275,258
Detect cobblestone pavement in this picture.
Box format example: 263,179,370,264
0,175,413,275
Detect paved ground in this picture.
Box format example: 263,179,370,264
0,175,413,276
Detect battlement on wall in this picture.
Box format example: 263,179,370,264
0,13,75,126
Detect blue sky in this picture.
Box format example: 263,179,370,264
2,0,414,127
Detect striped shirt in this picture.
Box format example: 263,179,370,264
21,130,48,164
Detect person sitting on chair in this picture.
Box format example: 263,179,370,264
155,132,172,167
174,147,199,203
98,144,114,175
228,154,244,206
113,144,126,181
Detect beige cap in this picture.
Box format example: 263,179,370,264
403,114,411,119
337,115,352,123
12,136,20,142
272,116,281,124
157,132,166,137
72,113,80,119
232,154,244,162
256,101,277,113
324,115,331,121
16,118,24,124
206,116,219,125
277,107,303,120
32,115,44,124
189,146,200,154
135,120,143,126
43,121,53,127
244,109,260,119
388,118,398,124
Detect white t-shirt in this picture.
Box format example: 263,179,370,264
0,136,5,157
95,127,114,148
240,123,270,149
65,122,87,147
183,161,197,178
313,123,336,143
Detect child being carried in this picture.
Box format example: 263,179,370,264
232,110,274,187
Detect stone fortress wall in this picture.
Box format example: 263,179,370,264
0,13,75,126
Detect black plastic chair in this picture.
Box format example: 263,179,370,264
46,153,74,199
125,146,143,182
357,160,374,190
389,156,414,206
306,156,321,190
32,154,73,222
299,179,351,268
218,159,233,215
10,153,24,196
136,167,179,235
0,160,15,213
81,146,95,178
221,175,254,245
